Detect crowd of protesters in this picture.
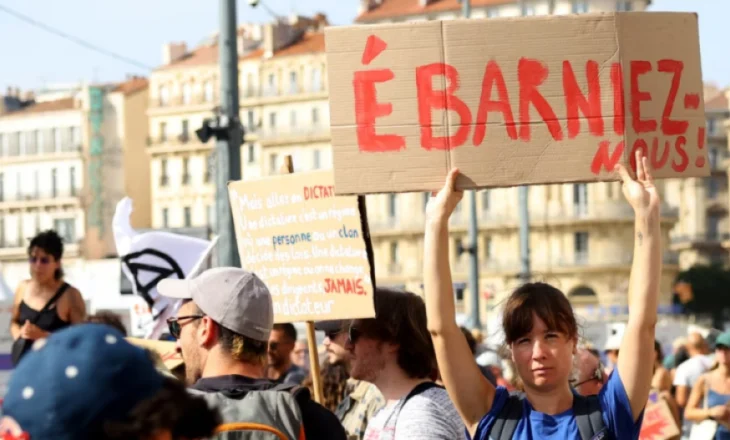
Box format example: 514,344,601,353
2,152,729,439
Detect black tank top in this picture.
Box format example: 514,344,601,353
15,283,71,333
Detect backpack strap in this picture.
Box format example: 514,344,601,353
31,283,69,325
573,393,606,440
490,391,525,440
403,381,442,406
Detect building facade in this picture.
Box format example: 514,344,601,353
0,79,151,291
148,15,329,230
354,0,678,325
667,88,729,268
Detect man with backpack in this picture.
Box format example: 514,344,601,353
348,287,463,439
158,267,347,440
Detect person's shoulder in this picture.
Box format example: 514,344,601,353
63,284,83,299
471,388,519,439
408,386,456,410
597,368,643,438
297,393,348,439
13,280,30,303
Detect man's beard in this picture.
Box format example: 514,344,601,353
350,353,384,383
182,346,203,385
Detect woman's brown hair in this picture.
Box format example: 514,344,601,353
502,282,578,345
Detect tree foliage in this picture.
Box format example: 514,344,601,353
673,265,730,322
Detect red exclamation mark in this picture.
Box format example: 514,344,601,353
695,126,706,168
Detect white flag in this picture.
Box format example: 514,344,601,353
113,197,218,339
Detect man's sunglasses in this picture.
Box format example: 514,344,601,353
570,364,604,388
324,329,344,340
166,315,205,339
348,326,362,344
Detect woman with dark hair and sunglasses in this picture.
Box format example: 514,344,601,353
424,152,662,440
10,230,86,362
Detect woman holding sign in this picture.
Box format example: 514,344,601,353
423,151,661,440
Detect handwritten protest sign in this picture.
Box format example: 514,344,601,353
639,397,680,440
228,170,375,323
325,12,707,195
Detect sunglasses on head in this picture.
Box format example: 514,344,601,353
166,315,205,339
28,256,51,265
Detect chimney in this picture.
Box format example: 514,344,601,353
263,22,297,59
162,42,187,65
263,24,274,58
358,0,381,15
237,33,245,54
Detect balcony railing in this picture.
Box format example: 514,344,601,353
148,134,200,147
369,217,425,231
0,239,21,249
253,85,325,99
671,232,730,244
152,92,219,108
0,189,78,203
0,142,81,158
258,126,330,141
555,253,632,268
477,252,679,271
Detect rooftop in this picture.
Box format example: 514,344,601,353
0,97,76,118
157,31,325,71
113,77,149,95
356,0,511,22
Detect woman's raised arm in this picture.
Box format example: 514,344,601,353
615,151,662,421
424,169,495,436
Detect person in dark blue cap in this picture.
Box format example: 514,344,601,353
0,323,220,440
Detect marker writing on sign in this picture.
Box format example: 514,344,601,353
324,278,367,295
304,185,335,200
352,35,705,175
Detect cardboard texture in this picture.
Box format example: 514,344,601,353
228,170,375,323
126,337,184,371
325,12,707,195
639,397,680,440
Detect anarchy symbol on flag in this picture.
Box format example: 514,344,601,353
113,197,218,339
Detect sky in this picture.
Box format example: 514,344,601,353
0,0,726,92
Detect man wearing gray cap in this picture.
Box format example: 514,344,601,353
159,267,347,440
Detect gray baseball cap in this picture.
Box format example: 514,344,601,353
157,267,273,342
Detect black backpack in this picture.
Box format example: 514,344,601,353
489,392,609,440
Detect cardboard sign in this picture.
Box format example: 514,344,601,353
228,170,375,323
325,12,707,195
127,337,183,371
639,398,680,440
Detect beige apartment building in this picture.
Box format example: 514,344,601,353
354,0,682,324
0,79,151,288
148,15,329,230
667,88,729,268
